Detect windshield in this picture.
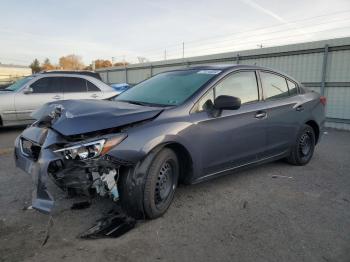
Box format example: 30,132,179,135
115,69,221,106
5,76,34,91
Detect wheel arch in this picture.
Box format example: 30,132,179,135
305,120,320,144
146,141,194,184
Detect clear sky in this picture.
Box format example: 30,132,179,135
1,0,350,66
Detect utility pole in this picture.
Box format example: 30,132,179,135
111,57,115,65
182,42,185,59
122,55,126,67
164,49,167,60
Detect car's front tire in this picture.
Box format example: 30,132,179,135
119,148,179,219
143,148,179,219
287,124,315,165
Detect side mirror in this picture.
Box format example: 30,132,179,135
214,95,241,110
23,87,33,94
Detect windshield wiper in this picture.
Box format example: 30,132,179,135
118,100,167,107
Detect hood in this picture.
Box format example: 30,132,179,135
32,99,163,136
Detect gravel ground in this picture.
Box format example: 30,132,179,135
0,127,349,262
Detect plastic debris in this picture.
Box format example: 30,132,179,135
71,201,91,210
80,207,136,239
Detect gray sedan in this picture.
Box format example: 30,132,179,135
14,65,325,221
0,73,119,127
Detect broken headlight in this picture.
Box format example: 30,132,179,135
54,134,127,160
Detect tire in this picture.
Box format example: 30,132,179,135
287,124,315,166
143,148,179,219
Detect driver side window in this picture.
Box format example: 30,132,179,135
195,71,259,112
30,77,62,93
215,71,259,104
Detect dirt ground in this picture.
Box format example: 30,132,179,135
0,126,349,262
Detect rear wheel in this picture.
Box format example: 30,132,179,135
143,148,179,219
287,124,315,165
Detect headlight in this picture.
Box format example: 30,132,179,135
54,134,127,160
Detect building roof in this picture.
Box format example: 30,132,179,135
0,63,30,69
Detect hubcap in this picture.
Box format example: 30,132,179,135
299,132,312,156
155,161,173,205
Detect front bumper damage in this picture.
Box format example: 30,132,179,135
14,126,127,214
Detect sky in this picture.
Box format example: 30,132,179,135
1,0,350,66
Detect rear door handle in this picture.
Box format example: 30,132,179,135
255,111,267,119
296,105,304,111
52,95,61,100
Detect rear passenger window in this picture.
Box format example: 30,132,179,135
260,72,289,100
287,80,298,95
87,81,100,92
63,77,87,93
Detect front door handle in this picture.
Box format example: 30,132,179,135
91,94,99,98
255,111,267,119
52,95,61,100
296,105,304,111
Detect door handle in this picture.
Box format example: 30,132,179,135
91,94,99,98
52,95,61,100
255,111,267,119
296,105,304,111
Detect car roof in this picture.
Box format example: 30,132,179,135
40,70,102,80
176,64,299,82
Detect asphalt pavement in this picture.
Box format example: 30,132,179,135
0,126,349,262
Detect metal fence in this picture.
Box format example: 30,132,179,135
97,37,350,130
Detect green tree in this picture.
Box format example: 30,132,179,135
30,59,41,73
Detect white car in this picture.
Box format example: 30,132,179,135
0,73,119,127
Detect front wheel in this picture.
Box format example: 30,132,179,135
287,124,315,166
143,148,179,219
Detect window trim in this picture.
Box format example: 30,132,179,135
191,70,261,113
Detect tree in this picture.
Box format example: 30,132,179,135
59,54,85,70
41,58,55,71
113,61,129,67
94,59,112,69
84,64,93,71
29,59,41,73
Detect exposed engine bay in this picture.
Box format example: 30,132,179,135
13,101,163,238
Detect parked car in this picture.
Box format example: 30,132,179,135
14,65,325,219
110,83,132,93
0,73,120,127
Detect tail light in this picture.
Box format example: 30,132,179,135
320,96,327,106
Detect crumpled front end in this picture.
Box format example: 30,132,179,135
14,125,130,214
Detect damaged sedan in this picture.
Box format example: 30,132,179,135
14,65,326,219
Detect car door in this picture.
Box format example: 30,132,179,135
190,70,268,177
14,76,63,121
62,77,103,100
258,71,301,158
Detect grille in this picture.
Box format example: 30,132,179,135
20,138,41,161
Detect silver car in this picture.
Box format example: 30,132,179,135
0,73,119,126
